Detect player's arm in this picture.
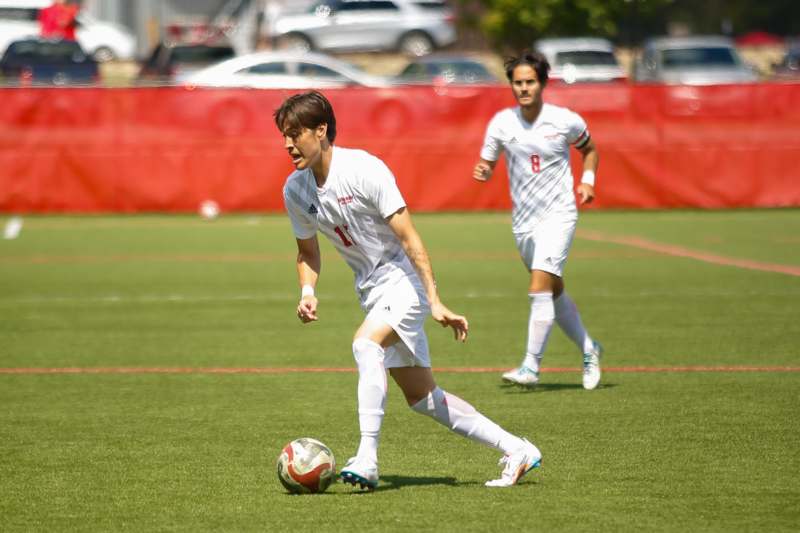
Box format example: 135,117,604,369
472,158,497,182
386,207,468,342
576,137,599,205
295,235,321,323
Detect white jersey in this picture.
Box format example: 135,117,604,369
480,103,590,233
283,146,416,297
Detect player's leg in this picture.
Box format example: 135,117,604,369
339,319,398,490
391,366,541,487
502,266,558,386
554,290,602,389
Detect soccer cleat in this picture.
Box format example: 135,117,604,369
339,456,379,491
582,341,603,390
502,366,539,387
485,439,541,488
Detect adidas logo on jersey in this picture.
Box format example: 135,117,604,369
508,137,518,144
308,204,318,215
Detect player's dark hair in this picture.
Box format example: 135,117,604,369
504,52,550,86
274,90,337,143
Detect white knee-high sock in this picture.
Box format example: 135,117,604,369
554,292,594,353
352,338,387,464
522,292,555,371
411,387,525,455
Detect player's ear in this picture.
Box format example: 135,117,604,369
315,123,328,141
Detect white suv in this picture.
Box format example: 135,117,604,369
268,0,456,56
0,0,136,61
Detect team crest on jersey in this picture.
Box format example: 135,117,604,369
308,204,318,215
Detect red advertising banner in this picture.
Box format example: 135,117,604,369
1,83,799,213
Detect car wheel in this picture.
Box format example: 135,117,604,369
278,33,313,53
93,46,116,63
399,31,434,57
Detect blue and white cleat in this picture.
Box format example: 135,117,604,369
340,456,379,491
502,366,539,387
582,341,603,390
485,439,541,487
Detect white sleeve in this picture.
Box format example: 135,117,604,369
283,184,317,240
363,156,406,218
479,113,504,162
565,109,590,148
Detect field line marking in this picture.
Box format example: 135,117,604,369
577,229,800,277
1,366,799,375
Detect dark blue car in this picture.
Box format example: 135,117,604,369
0,38,99,86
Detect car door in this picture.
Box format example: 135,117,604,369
321,0,400,51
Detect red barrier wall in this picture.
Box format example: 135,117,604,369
1,83,799,213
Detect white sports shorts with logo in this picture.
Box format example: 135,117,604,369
361,272,431,369
514,214,578,277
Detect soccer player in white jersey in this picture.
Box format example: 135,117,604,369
276,91,541,490
473,52,603,390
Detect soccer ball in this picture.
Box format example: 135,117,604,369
276,437,336,494
198,199,220,220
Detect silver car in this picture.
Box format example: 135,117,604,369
635,35,758,85
268,0,456,56
186,50,391,88
534,37,626,84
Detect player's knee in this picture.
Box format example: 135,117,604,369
352,337,383,364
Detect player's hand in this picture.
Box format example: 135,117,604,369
473,162,492,182
297,295,318,323
430,301,469,342
577,183,596,205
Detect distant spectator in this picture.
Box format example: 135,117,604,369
39,0,80,41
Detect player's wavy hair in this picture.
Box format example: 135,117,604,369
504,52,550,86
274,90,337,143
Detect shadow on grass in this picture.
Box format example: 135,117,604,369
373,474,462,491
501,382,617,393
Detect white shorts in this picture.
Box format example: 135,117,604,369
514,214,577,277
361,273,431,369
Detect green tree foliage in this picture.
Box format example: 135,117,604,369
456,0,674,51
457,0,800,51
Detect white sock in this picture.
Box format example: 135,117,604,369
554,292,594,353
522,292,555,372
352,338,387,465
411,387,525,455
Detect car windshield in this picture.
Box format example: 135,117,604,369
6,40,85,61
171,45,235,64
554,51,617,67
661,47,738,68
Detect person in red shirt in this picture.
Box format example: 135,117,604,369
38,0,79,41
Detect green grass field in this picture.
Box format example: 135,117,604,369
1,210,799,531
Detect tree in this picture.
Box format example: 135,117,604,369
455,0,800,51
455,0,675,51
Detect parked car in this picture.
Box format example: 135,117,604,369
138,39,237,85
534,37,626,84
0,0,136,61
186,50,390,88
635,35,759,85
396,54,497,84
772,46,800,80
0,37,98,86
267,0,456,56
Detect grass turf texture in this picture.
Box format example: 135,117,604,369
1,210,799,531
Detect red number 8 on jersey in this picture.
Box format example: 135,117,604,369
530,154,541,174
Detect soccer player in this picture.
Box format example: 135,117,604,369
276,91,540,490
472,52,603,390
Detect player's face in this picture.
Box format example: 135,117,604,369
510,64,543,108
281,124,326,171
